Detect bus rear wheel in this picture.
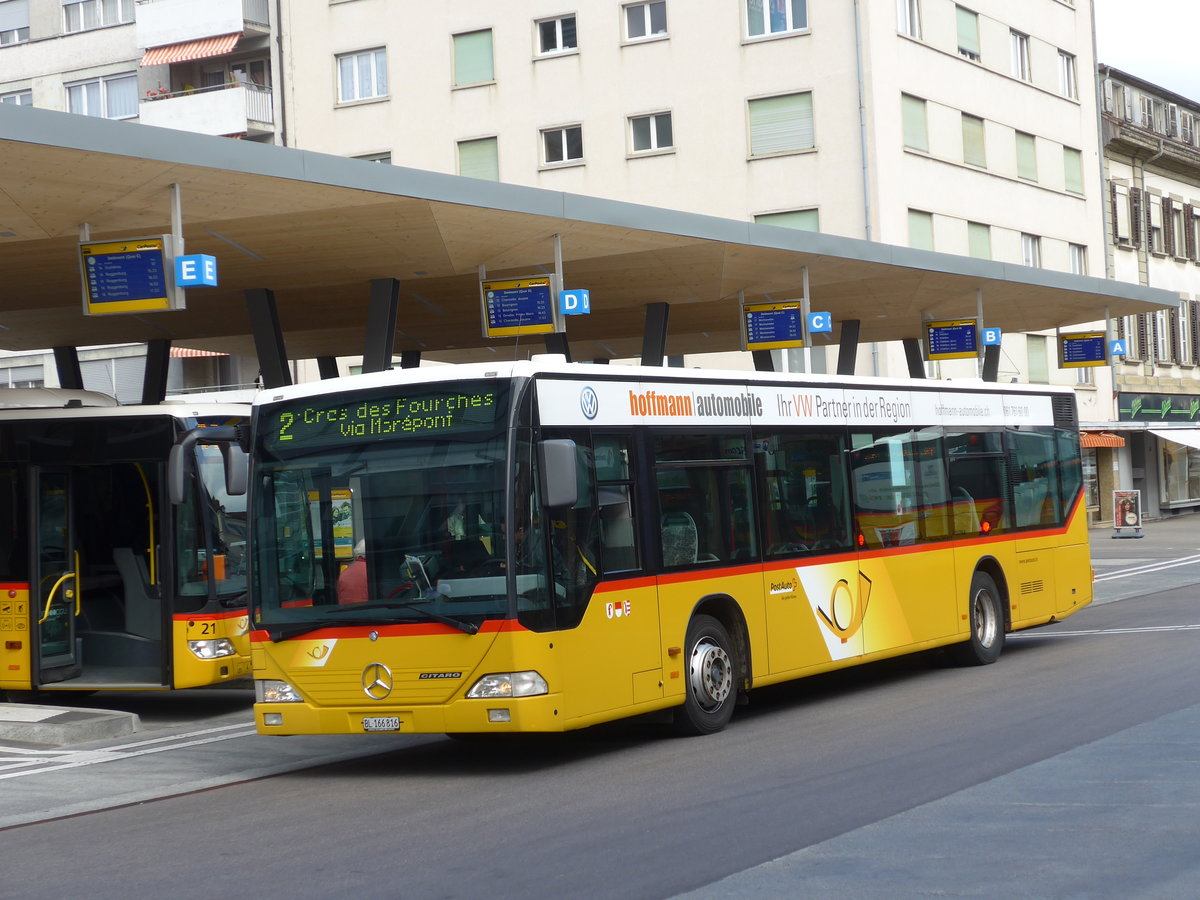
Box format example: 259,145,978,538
951,571,1005,666
674,614,737,736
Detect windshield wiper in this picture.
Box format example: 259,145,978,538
325,600,480,635
267,619,346,642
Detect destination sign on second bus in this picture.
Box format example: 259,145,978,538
262,383,507,453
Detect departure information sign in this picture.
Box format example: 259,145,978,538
743,303,805,351
1059,331,1107,368
80,235,183,315
261,382,509,455
481,276,559,337
926,319,978,360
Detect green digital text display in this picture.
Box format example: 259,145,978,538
262,383,505,453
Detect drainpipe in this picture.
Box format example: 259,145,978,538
852,0,872,241
274,0,288,146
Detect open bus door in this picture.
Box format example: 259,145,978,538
33,467,81,684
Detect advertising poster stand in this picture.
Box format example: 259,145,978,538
1112,489,1144,539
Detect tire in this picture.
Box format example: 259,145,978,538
950,570,1005,666
673,614,737,735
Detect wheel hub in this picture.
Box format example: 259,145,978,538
688,638,733,709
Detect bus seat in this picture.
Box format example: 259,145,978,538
113,547,162,641
661,512,698,567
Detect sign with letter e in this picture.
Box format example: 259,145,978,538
176,254,218,287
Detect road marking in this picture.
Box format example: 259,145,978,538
1092,554,1200,582
0,722,256,780
1011,624,1200,639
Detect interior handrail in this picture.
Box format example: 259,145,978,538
38,571,77,625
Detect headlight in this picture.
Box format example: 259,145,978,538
256,679,303,703
466,671,548,699
188,638,237,659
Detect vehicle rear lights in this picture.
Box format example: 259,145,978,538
466,671,548,699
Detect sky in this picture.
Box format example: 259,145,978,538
1093,0,1200,100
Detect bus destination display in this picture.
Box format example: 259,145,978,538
481,277,557,338
926,319,978,360
1059,332,1107,368
744,303,805,351
263,385,506,452
79,236,182,315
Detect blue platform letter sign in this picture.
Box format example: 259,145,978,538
175,254,218,287
807,311,833,333
559,288,591,316
1110,339,1127,356
982,327,1002,346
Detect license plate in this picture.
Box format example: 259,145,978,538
362,716,401,732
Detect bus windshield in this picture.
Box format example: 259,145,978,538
251,381,515,635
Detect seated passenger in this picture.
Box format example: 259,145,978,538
337,540,368,604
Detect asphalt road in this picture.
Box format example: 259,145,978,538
2,523,1198,899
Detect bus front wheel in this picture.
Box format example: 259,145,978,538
674,614,737,736
951,570,1005,666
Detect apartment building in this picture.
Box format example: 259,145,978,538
1097,65,1200,520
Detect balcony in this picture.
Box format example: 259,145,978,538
136,0,269,51
139,83,273,138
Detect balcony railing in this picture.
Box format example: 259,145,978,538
139,82,274,136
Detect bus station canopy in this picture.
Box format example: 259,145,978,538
0,105,1179,364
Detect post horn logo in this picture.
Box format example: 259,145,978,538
815,573,873,643
362,662,393,700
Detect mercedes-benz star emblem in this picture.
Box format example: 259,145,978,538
362,662,393,700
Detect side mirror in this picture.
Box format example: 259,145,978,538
538,439,578,508
168,426,248,504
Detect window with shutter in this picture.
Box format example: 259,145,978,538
1169,309,1182,363
458,137,499,181
962,114,986,167
1140,95,1153,128
955,6,979,61
1183,113,1194,145
1135,314,1148,361
1130,188,1142,247
1190,300,1200,365
748,92,814,156
1063,147,1083,194
901,94,928,151
453,30,495,86
1185,205,1196,259
1148,193,1159,252
1168,105,1180,137
1163,197,1176,255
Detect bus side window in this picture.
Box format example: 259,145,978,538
593,434,640,574
755,430,852,557
945,431,1008,535
1007,428,1062,528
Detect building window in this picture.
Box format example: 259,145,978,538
746,0,807,38
967,221,991,259
1016,131,1037,181
755,209,819,231
355,152,391,164
1058,51,1077,99
1027,334,1048,383
1010,31,1030,81
1155,308,1173,361
458,137,499,181
537,14,577,54
1069,243,1087,275
897,0,920,38
748,92,814,156
908,210,934,250
1148,194,1164,253
542,125,583,165
337,48,388,102
955,6,980,61
0,0,29,44
66,72,137,119
624,1,666,40
1111,182,1132,243
0,89,31,105
962,113,986,168
453,30,494,86
1063,146,1083,194
901,94,927,152
1021,233,1041,268
630,111,673,153
63,0,133,34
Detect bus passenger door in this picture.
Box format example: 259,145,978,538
33,468,81,683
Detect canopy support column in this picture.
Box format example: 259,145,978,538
53,346,83,390
903,338,925,379
752,350,774,372
362,278,400,373
400,351,421,369
317,356,339,380
141,339,171,404
641,302,670,366
544,332,572,361
245,288,291,388
981,345,1000,382
836,319,860,376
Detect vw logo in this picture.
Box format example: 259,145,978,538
362,662,393,700
580,386,599,420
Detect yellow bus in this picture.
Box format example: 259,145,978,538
0,390,252,697
221,359,1090,737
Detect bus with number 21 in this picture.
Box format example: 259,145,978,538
186,357,1090,737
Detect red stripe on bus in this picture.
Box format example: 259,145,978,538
174,609,249,623
249,618,523,643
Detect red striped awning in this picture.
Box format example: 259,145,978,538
1080,431,1125,448
171,347,229,358
141,33,240,67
